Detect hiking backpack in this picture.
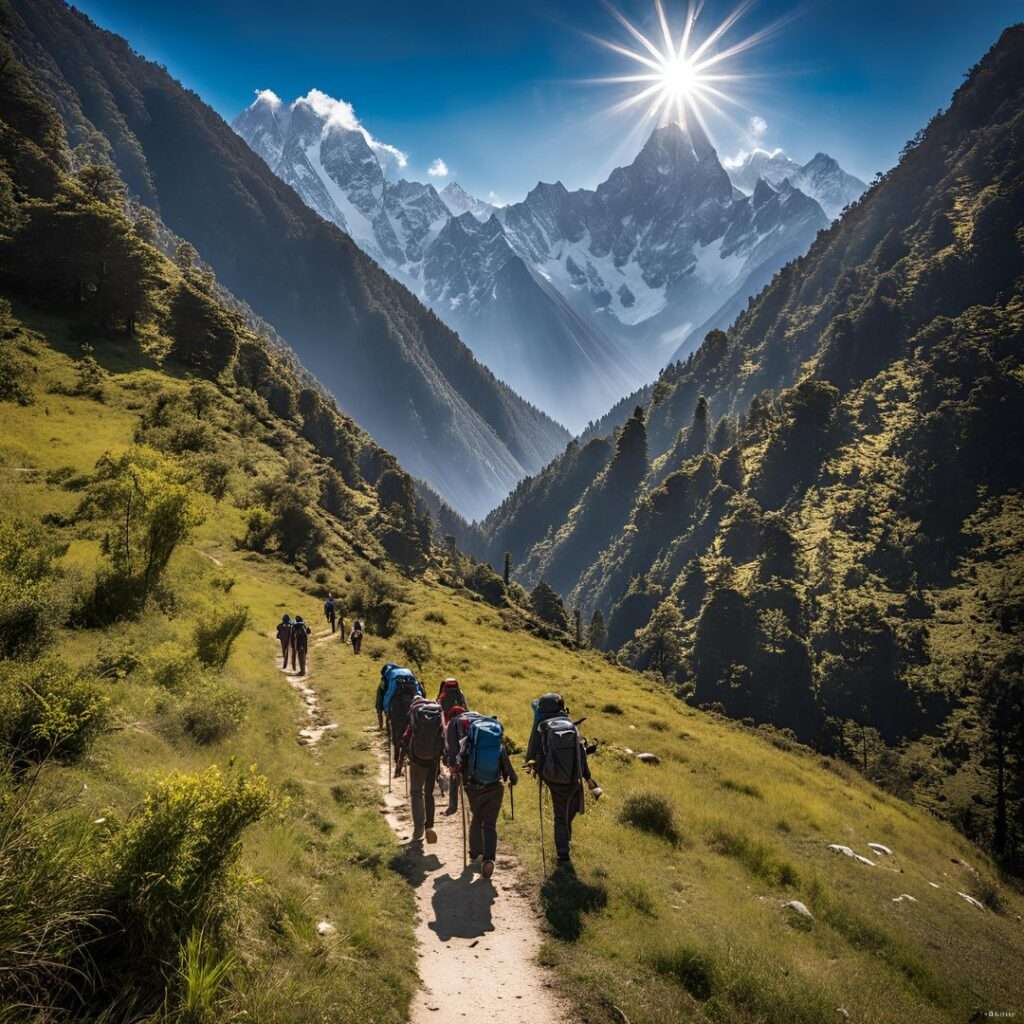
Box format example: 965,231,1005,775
462,716,504,786
293,622,309,652
383,668,424,727
538,715,581,786
408,700,445,762
437,678,467,723
446,710,480,767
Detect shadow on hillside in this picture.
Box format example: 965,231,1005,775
428,869,496,941
540,863,608,941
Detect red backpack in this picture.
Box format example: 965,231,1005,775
437,678,468,724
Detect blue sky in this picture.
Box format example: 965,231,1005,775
76,0,1020,202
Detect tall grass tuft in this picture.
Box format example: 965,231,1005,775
175,927,237,1022
619,792,681,845
707,825,799,887
194,606,249,669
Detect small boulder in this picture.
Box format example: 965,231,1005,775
783,900,814,920
892,894,917,904
828,844,856,858
635,752,661,765
316,920,337,936
854,854,876,867
867,842,893,856
957,891,986,911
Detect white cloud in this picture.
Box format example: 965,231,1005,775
487,191,506,208
253,88,282,109
427,158,449,178
723,145,785,169
292,88,408,171
749,115,768,138
722,150,748,169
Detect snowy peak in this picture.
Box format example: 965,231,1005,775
725,147,866,220
439,182,495,221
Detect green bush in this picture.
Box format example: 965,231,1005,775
0,657,108,768
647,942,716,1001
619,791,680,845
194,606,249,669
146,642,202,691
397,633,432,673
105,766,271,974
708,826,799,887
178,678,246,744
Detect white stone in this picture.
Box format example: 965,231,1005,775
892,894,918,904
867,842,893,856
316,920,337,936
956,891,986,911
783,900,814,920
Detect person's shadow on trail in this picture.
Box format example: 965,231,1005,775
428,868,496,941
389,845,443,887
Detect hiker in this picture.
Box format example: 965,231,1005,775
276,614,292,667
442,703,478,816
350,619,364,655
378,664,424,764
437,678,467,726
396,695,445,844
291,615,311,676
324,594,337,633
460,713,517,879
526,692,593,864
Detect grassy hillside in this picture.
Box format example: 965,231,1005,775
4,320,1023,1024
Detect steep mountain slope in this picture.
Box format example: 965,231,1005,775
727,148,867,219
438,180,496,220
482,26,1024,858
6,0,568,519
236,91,830,429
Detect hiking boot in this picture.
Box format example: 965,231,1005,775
425,828,437,844
411,831,424,843
482,859,495,879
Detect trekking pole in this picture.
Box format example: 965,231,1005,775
386,714,392,794
509,779,515,821
460,778,468,870
538,776,546,874
405,764,409,801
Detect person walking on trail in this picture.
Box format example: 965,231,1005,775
378,664,424,763
324,594,337,634
396,695,445,844
276,614,292,667
460,713,517,879
526,693,594,864
291,615,311,676
442,703,478,817
350,619,364,655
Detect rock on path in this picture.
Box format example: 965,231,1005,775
375,738,572,1023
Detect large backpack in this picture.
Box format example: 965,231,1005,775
538,715,581,786
293,622,309,652
528,692,566,761
437,678,467,723
383,668,423,727
446,710,480,766
462,716,504,786
408,700,445,762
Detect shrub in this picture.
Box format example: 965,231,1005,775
349,567,405,638
105,766,271,974
647,943,716,1001
178,678,247,744
398,633,432,673
194,606,249,669
720,778,763,799
708,826,799,887
424,609,447,625
0,657,108,768
90,635,141,680
619,792,680,845
601,703,624,715
146,643,202,691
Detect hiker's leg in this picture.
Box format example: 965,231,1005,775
423,761,437,829
549,784,572,859
480,784,503,862
467,789,483,860
409,761,427,837
445,776,459,814
299,650,306,676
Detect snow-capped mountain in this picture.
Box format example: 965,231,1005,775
725,147,867,220
439,182,496,221
234,93,831,430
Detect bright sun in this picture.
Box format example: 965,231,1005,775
589,0,775,142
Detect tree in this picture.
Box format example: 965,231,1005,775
530,580,569,631
759,608,790,654
398,634,433,674
588,609,607,650
503,551,511,586
76,163,125,205
574,607,582,646
979,658,1024,857
684,395,710,459
634,598,683,681
167,282,239,376
174,241,199,272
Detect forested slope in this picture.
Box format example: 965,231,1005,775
481,25,1024,863
3,0,569,519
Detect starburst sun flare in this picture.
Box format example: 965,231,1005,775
590,0,776,142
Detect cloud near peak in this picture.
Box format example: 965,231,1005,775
427,158,449,178
292,88,408,171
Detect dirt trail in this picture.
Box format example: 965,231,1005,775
273,627,338,747
375,738,572,1023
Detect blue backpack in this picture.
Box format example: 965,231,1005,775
382,667,423,715
463,716,504,786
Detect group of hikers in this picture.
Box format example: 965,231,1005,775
375,664,600,876
276,594,364,674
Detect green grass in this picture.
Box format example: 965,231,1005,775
3,316,1023,1023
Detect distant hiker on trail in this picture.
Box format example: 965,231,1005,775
324,594,337,633
276,614,292,667
460,713,517,879
442,703,478,817
291,615,311,676
396,695,445,844
526,693,594,865
350,619,364,655
378,664,425,764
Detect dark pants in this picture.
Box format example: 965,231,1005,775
389,717,407,763
352,635,362,654
547,781,583,859
466,783,504,861
409,758,438,836
295,645,307,676
279,638,289,665
326,611,336,633
445,769,460,814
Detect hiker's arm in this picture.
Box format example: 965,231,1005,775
501,749,518,785
579,741,592,781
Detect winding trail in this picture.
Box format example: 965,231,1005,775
273,627,570,1022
